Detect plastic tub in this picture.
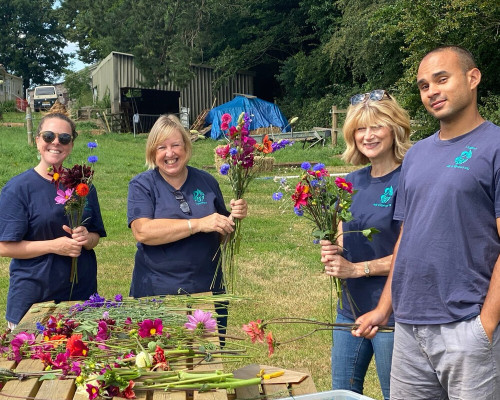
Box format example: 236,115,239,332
278,390,375,400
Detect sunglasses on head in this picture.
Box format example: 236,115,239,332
350,89,392,106
39,131,73,145
173,190,191,215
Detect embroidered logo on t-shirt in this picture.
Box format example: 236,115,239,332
446,146,476,170
373,186,393,208
193,189,207,205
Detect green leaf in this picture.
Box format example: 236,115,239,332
362,227,380,241
39,373,57,381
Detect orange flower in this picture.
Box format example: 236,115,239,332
267,332,275,357
66,334,89,357
75,183,90,197
242,319,265,343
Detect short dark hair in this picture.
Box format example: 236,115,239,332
37,112,78,140
422,46,477,72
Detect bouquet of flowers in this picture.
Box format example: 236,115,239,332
273,162,378,319
49,141,99,296
214,112,292,293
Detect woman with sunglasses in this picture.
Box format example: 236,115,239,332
127,115,247,327
0,112,106,329
320,90,411,399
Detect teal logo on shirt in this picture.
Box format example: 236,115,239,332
193,189,207,205
447,146,476,170
373,186,393,208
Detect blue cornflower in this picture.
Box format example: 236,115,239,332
229,147,238,156
272,192,283,201
88,155,98,163
220,163,230,175
294,207,304,216
313,163,325,171
301,162,311,170
280,177,287,185
313,239,320,244
87,142,98,148
310,179,319,187
36,321,45,334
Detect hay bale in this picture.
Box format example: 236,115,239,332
47,100,69,117
214,146,275,173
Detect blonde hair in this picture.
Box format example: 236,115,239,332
342,97,411,166
145,114,192,169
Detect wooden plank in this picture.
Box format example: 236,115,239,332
1,359,44,399
14,301,57,333
194,389,228,400
262,383,290,398
152,390,187,400
35,378,75,400
232,364,261,399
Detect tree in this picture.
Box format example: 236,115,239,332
59,0,209,88
0,0,68,89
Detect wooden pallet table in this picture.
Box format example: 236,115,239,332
0,298,231,400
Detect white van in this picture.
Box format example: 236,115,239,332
33,85,58,111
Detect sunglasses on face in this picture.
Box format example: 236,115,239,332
173,190,191,215
39,131,73,145
350,89,392,106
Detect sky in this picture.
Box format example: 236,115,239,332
64,42,88,72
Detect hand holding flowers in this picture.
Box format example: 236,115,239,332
214,112,292,293
49,141,99,296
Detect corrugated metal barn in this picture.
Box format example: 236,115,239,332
91,51,254,132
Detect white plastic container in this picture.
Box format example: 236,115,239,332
278,389,375,400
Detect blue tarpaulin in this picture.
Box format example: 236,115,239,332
205,95,290,140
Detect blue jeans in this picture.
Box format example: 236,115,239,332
332,314,394,400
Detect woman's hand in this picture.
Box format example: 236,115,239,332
229,199,248,220
323,255,358,279
51,235,82,258
197,213,235,235
320,239,342,258
64,225,90,246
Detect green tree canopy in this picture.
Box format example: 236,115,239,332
0,0,68,89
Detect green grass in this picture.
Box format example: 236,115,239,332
0,111,383,399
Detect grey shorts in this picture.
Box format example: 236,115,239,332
391,317,500,400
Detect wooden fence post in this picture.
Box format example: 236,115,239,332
26,105,34,146
331,105,338,147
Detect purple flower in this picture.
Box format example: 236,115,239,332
87,142,98,148
313,239,320,244
272,192,283,201
220,163,230,175
138,319,163,337
87,155,98,163
301,162,311,170
294,207,304,217
11,332,36,362
313,163,325,171
184,309,217,332
114,294,123,302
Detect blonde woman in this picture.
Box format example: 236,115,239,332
320,90,411,399
127,115,247,334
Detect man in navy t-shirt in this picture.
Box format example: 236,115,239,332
353,46,500,398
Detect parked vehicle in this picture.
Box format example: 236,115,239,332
33,85,58,111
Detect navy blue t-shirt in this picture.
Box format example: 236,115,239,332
393,121,500,324
339,166,401,324
0,169,107,324
127,166,229,297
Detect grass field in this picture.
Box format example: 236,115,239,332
0,111,383,399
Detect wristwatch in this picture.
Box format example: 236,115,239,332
364,262,370,278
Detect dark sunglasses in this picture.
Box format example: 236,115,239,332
173,190,191,215
39,131,73,145
350,89,392,106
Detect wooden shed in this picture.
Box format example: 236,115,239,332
91,51,254,132
0,64,23,102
